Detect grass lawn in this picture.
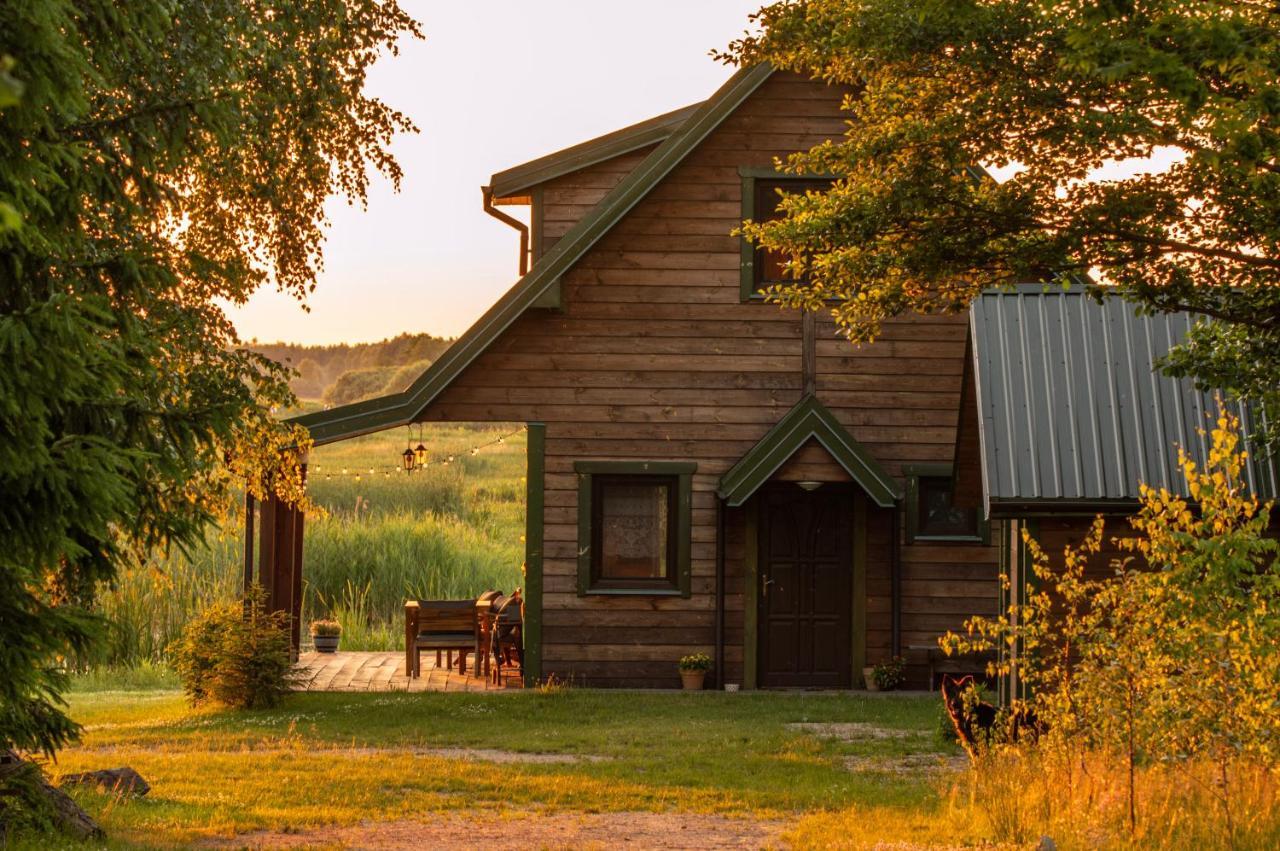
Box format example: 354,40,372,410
30,687,975,849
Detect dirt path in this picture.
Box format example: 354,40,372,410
203,811,792,850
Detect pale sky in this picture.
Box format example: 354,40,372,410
228,1,764,345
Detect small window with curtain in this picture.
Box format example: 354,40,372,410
592,476,675,587
905,464,985,543
575,461,695,596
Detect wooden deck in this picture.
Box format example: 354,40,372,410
296,651,520,693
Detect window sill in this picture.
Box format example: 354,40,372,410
911,535,986,545
581,586,684,597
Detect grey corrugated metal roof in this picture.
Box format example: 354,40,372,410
970,285,1277,515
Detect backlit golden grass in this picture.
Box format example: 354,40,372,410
27,687,1275,849
38,689,962,849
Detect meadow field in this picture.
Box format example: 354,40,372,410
95,423,528,668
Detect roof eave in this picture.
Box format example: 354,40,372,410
489,101,704,200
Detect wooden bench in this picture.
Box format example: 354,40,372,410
907,644,997,691
405,600,477,678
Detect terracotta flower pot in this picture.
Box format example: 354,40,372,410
312,634,340,653
680,670,706,691
863,666,879,691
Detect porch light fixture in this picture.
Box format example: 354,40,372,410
413,424,428,468
403,426,417,472
795,481,824,492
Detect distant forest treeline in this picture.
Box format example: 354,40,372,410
251,333,453,405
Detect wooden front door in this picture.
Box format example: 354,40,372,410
758,486,853,688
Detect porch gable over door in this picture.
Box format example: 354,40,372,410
717,395,902,508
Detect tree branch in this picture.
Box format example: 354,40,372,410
65,95,228,138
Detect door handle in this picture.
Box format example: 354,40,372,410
762,577,774,597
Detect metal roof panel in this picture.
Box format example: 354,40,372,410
970,285,1277,514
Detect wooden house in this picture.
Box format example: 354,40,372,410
252,65,1278,690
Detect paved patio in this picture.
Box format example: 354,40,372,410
295,651,520,693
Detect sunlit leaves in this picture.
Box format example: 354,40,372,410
724,0,1280,449
943,406,1280,812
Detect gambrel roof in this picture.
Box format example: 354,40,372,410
969,285,1279,516
293,64,776,445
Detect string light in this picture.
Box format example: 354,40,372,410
303,426,526,480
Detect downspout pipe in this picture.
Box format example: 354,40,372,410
482,185,529,277
891,503,902,657
714,498,726,689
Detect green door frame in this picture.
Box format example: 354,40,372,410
742,487,870,690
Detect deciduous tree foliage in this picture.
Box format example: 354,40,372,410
944,411,1280,833
0,0,419,756
725,0,1280,444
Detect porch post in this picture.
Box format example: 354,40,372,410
523,423,546,686
243,492,256,600
256,463,307,654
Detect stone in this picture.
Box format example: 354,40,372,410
60,766,150,797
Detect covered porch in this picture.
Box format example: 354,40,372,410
295,651,522,693
243,418,544,689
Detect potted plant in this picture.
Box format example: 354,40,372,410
871,656,906,692
678,653,712,691
310,619,342,653
863,665,879,691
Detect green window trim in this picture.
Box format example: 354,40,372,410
738,167,840,302
574,460,696,598
903,463,990,545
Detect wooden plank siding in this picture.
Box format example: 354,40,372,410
419,72,1000,688
538,147,655,257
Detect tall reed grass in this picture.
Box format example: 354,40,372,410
955,750,1279,850
784,750,1278,850
94,424,526,667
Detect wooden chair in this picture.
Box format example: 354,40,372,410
488,590,523,685
404,600,478,678
473,590,502,679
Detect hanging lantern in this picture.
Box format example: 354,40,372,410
402,425,419,473
413,423,428,467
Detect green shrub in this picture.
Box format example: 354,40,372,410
170,586,301,709
872,656,905,690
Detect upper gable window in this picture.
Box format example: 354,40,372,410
739,170,833,301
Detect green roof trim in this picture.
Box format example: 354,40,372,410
717,395,902,508
489,102,704,200
293,64,777,446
